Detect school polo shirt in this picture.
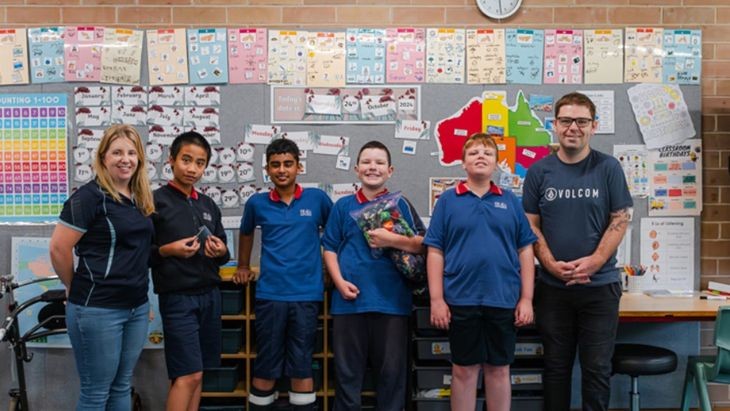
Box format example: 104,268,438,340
58,180,153,309
322,190,423,316
240,185,332,302
423,182,536,309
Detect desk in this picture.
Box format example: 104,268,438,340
620,293,726,321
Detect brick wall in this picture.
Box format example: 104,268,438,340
2,0,730,404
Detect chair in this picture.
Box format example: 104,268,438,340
681,305,730,411
612,343,678,411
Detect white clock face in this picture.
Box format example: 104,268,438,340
476,0,522,19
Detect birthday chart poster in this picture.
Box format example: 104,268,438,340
0,94,69,223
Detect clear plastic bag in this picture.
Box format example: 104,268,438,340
349,191,426,286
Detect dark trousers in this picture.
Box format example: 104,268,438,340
534,281,621,411
332,313,408,411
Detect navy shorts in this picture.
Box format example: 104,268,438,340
159,288,222,379
253,299,319,380
448,305,516,366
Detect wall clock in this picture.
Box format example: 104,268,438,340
476,0,522,19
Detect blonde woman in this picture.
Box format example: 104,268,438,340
50,124,155,411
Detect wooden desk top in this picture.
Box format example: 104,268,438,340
620,293,727,321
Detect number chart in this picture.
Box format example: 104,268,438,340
0,93,68,222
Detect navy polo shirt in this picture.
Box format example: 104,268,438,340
322,189,424,316
59,180,153,309
240,185,332,301
424,181,536,309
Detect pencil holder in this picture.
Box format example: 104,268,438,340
627,275,646,294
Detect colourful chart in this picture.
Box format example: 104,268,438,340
0,93,68,222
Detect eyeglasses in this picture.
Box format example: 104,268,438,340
556,117,594,128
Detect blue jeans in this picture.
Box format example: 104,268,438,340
534,281,621,411
66,301,150,411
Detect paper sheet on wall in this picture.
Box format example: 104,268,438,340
345,28,386,84
385,28,425,83
268,30,307,86
146,29,188,85
627,83,695,149
505,29,544,85
28,27,65,84
426,28,465,84
0,29,29,86
624,27,663,83
647,139,702,216
64,26,103,82
0,93,69,222
101,28,143,85
640,218,694,291
576,89,614,134
584,29,623,84
228,28,267,84
307,31,346,87
466,29,505,85
543,29,583,84
613,144,649,198
187,28,229,85
662,29,701,85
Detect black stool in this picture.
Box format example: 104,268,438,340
612,343,678,411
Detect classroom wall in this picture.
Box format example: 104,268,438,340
2,0,730,406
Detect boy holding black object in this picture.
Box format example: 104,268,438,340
234,139,332,411
424,133,536,411
322,140,425,411
151,131,230,411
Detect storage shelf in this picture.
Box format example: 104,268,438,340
201,381,247,398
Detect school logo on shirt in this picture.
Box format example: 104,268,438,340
203,211,212,221
494,201,508,210
300,209,312,217
545,187,600,202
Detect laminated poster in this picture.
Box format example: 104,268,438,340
466,29,505,85
584,29,623,84
228,28,267,84
64,26,104,82
345,28,387,84
306,31,346,88
100,28,143,85
187,28,229,85
385,28,425,83
662,29,701,85
28,27,65,84
576,89,614,134
146,28,188,86
505,29,544,85
613,144,649,198
0,93,68,222
639,218,694,291
267,30,307,86
543,29,583,84
425,28,465,84
647,139,702,217
627,83,694,149
625,27,663,83
0,29,29,86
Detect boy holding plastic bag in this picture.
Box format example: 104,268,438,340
322,140,425,410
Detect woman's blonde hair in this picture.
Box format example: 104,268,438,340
93,124,155,216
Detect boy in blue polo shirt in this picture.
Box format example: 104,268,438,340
234,138,332,411
322,140,425,411
423,133,536,411
151,131,230,411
